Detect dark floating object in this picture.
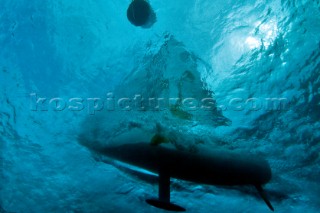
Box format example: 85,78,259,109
87,142,274,212
127,0,156,28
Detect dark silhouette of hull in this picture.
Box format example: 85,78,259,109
87,142,274,211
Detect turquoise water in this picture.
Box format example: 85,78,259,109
1,0,320,212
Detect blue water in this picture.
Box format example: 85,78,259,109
1,0,320,212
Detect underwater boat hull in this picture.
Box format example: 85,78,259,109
91,142,274,211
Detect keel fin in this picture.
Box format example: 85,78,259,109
146,199,186,212
146,170,186,212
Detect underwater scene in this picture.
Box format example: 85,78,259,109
1,0,320,212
